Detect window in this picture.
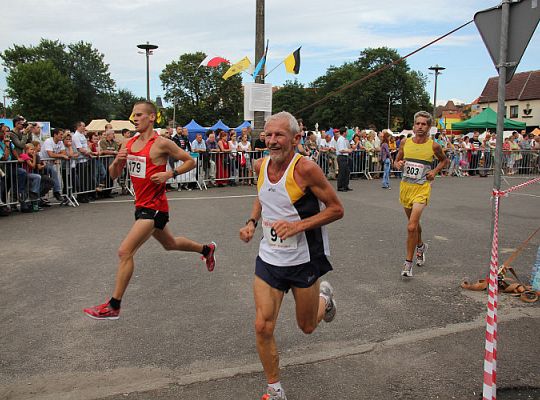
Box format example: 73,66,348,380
510,105,519,118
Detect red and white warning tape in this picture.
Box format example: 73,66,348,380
483,177,539,400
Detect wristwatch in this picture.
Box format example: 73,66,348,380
246,218,258,228
172,170,179,178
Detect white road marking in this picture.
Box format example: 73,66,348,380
94,194,258,204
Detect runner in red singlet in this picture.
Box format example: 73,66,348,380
84,101,217,320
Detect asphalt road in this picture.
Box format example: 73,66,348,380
1,175,539,400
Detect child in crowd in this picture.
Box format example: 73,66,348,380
19,143,43,211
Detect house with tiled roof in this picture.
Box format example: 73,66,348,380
477,70,540,130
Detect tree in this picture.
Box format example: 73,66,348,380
112,89,145,120
1,39,116,126
308,47,431,130
272,80,318,126
6,61,75,127
160,52,243,126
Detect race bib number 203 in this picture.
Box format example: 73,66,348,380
127,155,146,178
403,161,425,180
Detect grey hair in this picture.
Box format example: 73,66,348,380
265,111,300,135
413,111,433,126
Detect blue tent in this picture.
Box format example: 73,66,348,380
184,119,207,142
0,118,14,129
209,119,230,132
234,121,251,134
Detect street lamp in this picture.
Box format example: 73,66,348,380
387,94,392,130
137,42,158,101
428,64,445,119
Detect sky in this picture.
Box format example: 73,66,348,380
1,0,539,111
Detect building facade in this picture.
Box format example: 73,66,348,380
477,70,540,131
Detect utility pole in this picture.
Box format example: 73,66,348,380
253,0,265,139
137,42,158,101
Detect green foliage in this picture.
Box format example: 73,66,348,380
272,80,318,125
113,89,145,120
160,52,243,126
1,39,115,127
6,61,75,127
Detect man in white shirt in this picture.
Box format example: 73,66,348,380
191,133,207,185
318,133,336,180
72,121,93,203
336,127,352,191
40,128,68,201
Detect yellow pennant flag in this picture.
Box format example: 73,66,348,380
222,56,252,80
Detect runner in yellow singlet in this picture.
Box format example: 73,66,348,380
394,111,447,277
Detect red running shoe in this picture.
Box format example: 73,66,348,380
83,301,120,320
201,241,217,272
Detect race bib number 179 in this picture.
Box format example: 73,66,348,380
127,155,146,178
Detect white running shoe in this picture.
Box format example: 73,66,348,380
320,281,337,323
261,387,287,400
416,243,428,266
401,261,413,277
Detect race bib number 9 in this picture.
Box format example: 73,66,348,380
403,161,425,180
127,155,146,178
262,219,298,249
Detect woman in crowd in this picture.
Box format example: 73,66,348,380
216,130,230,186
305,131,319,161
380,131,391,189
19,143,42,210
461,136,472,176
62,133,81,202
88,132,107,190
350,133,364,176
364,132,379,177
237,133,253,185
509,135,521,175
228,129,239,186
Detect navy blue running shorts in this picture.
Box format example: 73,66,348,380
255,255,333,292
134,207,169,230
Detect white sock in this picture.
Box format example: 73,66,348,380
268,381,284,394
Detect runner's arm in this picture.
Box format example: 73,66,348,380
165,138,195,175
427,142,447,180
147,138,195,184
394,138,406,170
240,158,264,242
109,143,127,179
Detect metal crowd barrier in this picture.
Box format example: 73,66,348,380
3,148,538,213
200,150,263,187
38,155,131,207
166,153,204,190
0,160,26,209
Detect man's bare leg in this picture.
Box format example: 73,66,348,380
291,281,327,333
253,276,284,384
152,226,204,253
112,219,156,300
404,203,425,261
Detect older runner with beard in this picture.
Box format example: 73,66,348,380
239,111,344,400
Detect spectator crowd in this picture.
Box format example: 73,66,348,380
1,114,539,218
